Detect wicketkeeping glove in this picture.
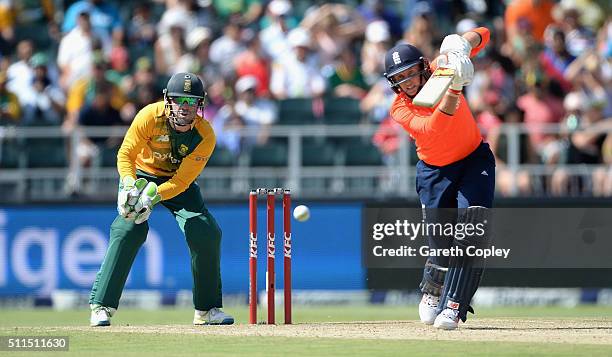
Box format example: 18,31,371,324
117,177,148,219
439,34,472,58
133,181,162,224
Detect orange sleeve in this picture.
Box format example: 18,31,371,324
390,96,453,136
469,27,490,58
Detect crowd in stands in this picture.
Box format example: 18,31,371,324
0,0,610,197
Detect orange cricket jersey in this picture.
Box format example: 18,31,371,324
390,27,489,166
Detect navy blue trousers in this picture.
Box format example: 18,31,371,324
416,142,496,267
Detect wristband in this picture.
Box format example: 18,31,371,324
448,88,462,96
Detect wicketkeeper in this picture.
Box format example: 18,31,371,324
384,27,495,329
89,72,234,326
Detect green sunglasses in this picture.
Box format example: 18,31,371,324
172,96,199,105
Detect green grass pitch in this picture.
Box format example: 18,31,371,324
1,305,611,356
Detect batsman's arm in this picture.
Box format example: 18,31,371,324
157,123,216,200
117,104,155,181
391,97,452,135
436,27,490,115
464,27,490,58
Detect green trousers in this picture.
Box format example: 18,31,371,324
89,172,223,311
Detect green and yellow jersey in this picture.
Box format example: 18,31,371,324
117,101,216,200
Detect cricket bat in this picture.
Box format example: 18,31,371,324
412,67,456,108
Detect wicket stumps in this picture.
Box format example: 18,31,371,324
249,188,292,325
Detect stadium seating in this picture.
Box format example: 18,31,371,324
277,98,319,125
0,138,21,169
323,97,363,125
25,138,67,168
207,147,236,167
100,145,120,167
249,142,288,167
344,140,383,166
302,140,337,166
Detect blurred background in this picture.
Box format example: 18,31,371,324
0,0,610,311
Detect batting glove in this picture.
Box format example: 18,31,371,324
133,182,162,225
117,177,148,219
439,34,472,58
437,52,474,90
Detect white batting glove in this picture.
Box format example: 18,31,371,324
440,34,472,58
133,182,162,225
117,177,148,219
437,52,474,90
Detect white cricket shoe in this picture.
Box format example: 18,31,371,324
433,308,460,330
193,308,235,325
90,304,115,327
419,293,440,325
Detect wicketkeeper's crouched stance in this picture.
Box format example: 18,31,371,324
384,27,495,330
89,72,234,326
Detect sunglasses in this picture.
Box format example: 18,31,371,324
172,96,199,105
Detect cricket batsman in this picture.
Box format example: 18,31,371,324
89,72,234,326
383,27,494,330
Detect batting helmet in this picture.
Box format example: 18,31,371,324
383,44,431,94
163,72,207,127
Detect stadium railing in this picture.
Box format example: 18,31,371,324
0,124,609,202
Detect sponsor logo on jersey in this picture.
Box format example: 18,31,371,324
155,135,170,142
179,144,189,156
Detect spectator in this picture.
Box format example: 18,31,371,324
234,29,271,98
154,21,186,76
77,82,124,166
0,0,15,50
0,71,20,124
270,28,326,99
63,55,127,132
325,46,368,99
212,102,246,156
127,2,156,48
565,49,609,117
301,4,366,67
504,0,555,44
126,57,159,95
372,116,403,161
57,11,97,90
401,5,437,60
212,0,262,25
357,0,403,40
360,79,394,123
176,26,213,74
61,0,122,52
539,26,575,93
477,90,532,196
259,0,298,32
107,42,130,87
361,20,391,86
551,92,608,196
517,75,565,165
209,17,245,76
7,40,35,99
21,53,65,125
559,6,596,57
259,0,294,62
233,75,277,145
157,0,197,37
